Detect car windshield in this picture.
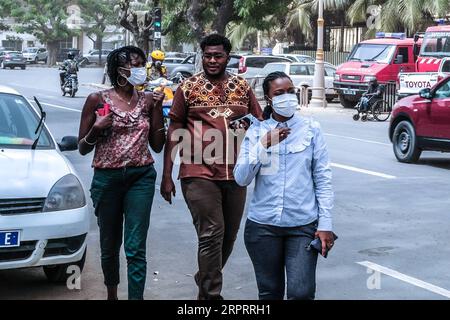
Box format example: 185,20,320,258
348,44,396,63
23,48,37,53
0,93,52,149
420,32,450,57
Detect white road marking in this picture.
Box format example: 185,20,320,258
357,261,450,299
331,163,397,179
31,101,81,113
324,133,391,146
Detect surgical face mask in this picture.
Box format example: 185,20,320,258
120,67,147,86
271,93,298,117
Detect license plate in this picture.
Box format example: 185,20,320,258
343,89,356,95
13,59,21,61
0,230,20,248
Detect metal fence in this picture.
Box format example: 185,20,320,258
290,50,349,66
382,81,397,111
247,77,398,110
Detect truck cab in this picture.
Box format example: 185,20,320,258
397,25,450,99
334,32,416,108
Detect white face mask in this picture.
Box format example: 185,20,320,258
271,93,298,118
121,67,147,86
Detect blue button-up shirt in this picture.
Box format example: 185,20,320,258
233,114,334,230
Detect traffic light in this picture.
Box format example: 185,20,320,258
154,7,162,49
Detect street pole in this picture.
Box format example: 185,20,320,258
310,0,327,108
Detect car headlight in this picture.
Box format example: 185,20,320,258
364,75,377,82
43,174,86,212
334,74,340,81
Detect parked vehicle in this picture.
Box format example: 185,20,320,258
168,54,243,78
398,57,450,99
274,53,316,63
0,51,26,70
389,76,450,163
79,49,112,66
334,32,417,108
227,55,292,78
167,54,196,78
397,25,450,98
163,57,186,77
257,62,338,102
22,47,48,64
0,86,89,282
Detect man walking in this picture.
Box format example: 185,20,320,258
161,34,262,300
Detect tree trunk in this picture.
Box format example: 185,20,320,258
96,35,103,65
135,31,150,56
46,41,59,66
186,0,207,43
211,0,234,35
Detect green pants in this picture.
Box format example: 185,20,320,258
90,164,156,300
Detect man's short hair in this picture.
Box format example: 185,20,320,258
200,34,232,55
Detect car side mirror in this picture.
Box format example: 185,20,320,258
419,88,433,99
395,55,404,64
58,136,78,151
413,44,420,56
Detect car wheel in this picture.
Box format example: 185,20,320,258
44,57,48,64
392,120,422,163
180,72,192,78
43,248,86,283
21,66,26,70
339,94,358,108
34,57,39,64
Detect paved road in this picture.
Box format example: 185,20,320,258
1,67,449,300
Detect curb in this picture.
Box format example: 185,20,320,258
82,83,112,90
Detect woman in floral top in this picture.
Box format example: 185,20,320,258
77,46,165,300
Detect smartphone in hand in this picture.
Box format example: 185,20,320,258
306,233,338,258
97,103,110,116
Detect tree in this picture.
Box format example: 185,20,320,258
116,0,156,55
79,0,119,64
0,0,75,65
347,0,450,37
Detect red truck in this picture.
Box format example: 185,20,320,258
334,32,417,108
398,25,450,98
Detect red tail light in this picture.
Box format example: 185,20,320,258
238,57,247,74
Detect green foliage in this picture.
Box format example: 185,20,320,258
0,0,75,43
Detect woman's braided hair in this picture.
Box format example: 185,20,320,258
106,46,146,88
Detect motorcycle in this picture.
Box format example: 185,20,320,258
59,61,79,98
146,73,184,131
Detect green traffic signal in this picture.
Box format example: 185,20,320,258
154,22,161,28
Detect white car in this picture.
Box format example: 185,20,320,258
22,47,48,64
258,62,338,102
0,86,89,282
274,53,316,63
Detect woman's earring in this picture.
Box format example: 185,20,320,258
117,74,127,87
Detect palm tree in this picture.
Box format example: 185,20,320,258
227,0,351,51
347,0,450,38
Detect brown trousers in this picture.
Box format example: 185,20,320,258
181,178,247,300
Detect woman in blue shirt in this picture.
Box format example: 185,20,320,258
234,72,335,300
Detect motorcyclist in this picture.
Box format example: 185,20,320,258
59,52,79,88
147,50,167,81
